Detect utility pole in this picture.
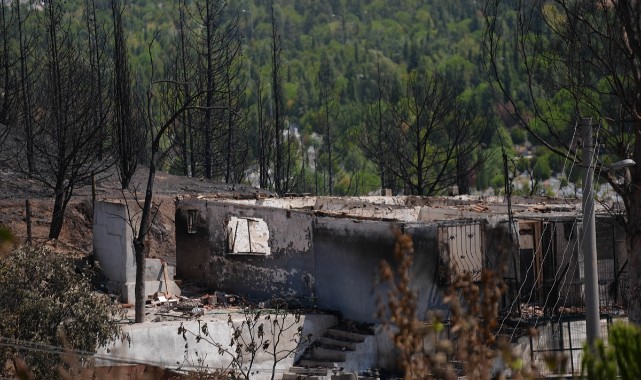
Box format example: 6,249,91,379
581,117,600,345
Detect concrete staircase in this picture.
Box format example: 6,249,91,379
283,325,379,380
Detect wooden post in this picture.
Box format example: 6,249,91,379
162,261,170,296
91,171,96,206
25,199,32,244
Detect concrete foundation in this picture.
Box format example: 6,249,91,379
97,313,338,379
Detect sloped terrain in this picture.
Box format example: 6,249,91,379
0,166,271,264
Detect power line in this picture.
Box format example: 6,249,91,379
0,336,307,375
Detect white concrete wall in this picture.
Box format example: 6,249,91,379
94,201,136,286
94,201,180,303
96,313,338,379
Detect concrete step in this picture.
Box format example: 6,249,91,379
317,336,358,351
329,375,359,380
298,359,343,369
282,374,324,380
310,346,347,362
325,328,366,343
284,372,376,380
289,366,330,375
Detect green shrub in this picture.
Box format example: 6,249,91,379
0,246,121,379
582,322,641,380
511,128,527,145
533,156,552,180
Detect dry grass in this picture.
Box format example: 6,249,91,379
377,229,536,379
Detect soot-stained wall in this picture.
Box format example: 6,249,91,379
312,220,447,322
176,199,498,322
176,199,316,304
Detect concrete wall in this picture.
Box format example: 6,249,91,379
94,201,136,286
313,218,397,322
97,313,338,379
176,200,316,304
94,201,180,303
176,200,510,323
312,219,446,322
406,224,449,318
176,201,214,280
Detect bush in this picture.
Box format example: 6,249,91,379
533,157,551,180
582,322,641,380
376,230,532,379
0,246,121,379
510,128,527,145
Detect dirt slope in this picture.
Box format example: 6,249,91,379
0,166,270,264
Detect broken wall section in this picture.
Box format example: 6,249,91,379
93,201,180,303
176,199,315,304
176,199,518,323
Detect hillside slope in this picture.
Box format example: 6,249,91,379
0,166,271,264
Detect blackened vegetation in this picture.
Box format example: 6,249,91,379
361,71,488,196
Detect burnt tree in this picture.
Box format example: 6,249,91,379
269,1,300,194
485,0,641,323
183,0,245,181
0,1,15,151
111,0,144,189
28,1,107,239
362,71,487,196
170,0,197,177
14,1,37,174
84,0,109,162
317,53,339,195
222,40,250,184
255,77,274,189
361,55,401,194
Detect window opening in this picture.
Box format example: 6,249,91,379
187,210,198,234
227,216,270,255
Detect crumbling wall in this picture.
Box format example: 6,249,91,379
313,219,396,322
175,199,515,322
176,200,213,280
176,200,315,304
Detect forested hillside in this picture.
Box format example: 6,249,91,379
0,0,543,200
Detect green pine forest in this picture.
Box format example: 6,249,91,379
0,0,564,197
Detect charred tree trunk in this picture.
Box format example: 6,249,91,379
111,0,140,189
133,85,204,321
85,0,107,161
200,0,218,180
224,46,233,184
270,1,284,194
318,54,337,195
177,0,194,177
256,78,271,189
16,3,35,175
49,188,70,239
134,159,155,323
456,149,470,195
0,2,14,133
